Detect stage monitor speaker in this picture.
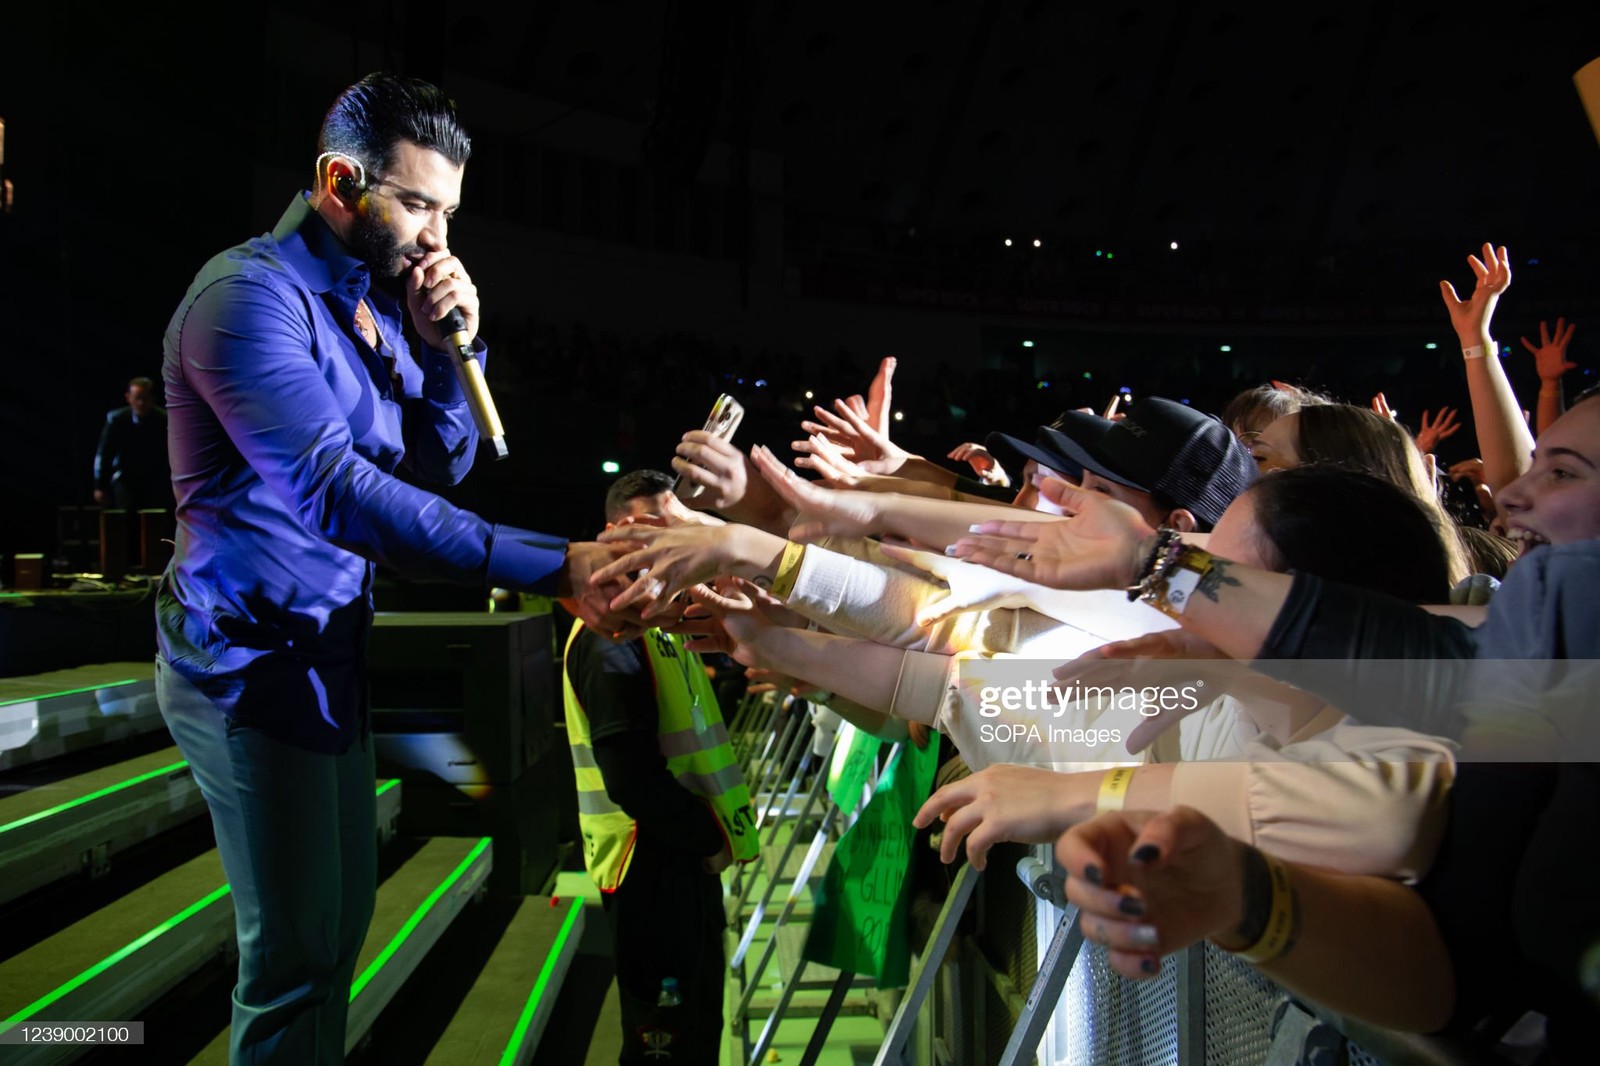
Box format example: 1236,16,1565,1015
368,608,556,784
98,510,130,580
137,510,175,575
390,759,563,896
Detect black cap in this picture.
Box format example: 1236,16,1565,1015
985,417,1112,484
1048,397,1256,527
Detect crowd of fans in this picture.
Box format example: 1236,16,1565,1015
582,242,1597,1058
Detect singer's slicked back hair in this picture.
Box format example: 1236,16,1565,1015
316,73,472,180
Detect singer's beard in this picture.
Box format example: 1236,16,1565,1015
347,214,423,280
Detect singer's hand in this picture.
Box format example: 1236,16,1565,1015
406,250,479,352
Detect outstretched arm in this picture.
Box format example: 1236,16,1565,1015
1058,807,1454,1032
752,445,1050,547
1439,243,1535,490
948,481,1296,662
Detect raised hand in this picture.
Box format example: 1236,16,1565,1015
800,399,913,474
865,356,897,437
948,481,1155,591
791,430,870,486
1521,318,1577,382
560,540,652,638
591,523,752,619
1413,407,1462,455
912,764,1093,870
1370,392,1397,422
405,250,480,352
673,430,794,533
947,442,1008,486
1446,457,1486,486
750,444,887,541
1057,807,1247,979
1438,242,1511,343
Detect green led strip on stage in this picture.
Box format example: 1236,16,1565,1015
0,760,191,836
0,884,233,1034
349,837,492,1002
0,679,140,707
0,778,399,1035
500,897,583,1066
374,778,400,799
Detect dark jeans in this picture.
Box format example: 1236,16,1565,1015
603,839,726,1064
157,658,376,1064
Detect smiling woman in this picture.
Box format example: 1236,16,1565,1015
1494,388,1600,555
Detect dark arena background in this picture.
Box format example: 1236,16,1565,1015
1,2,1599,1064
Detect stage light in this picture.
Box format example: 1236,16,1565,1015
805,390,814,399
755,379,767,387
1004,238,1013,247
1170,241,1179,250
1106,252,1114,260
601,461,620,474
1095,250,1103,257
1219,344,1232,352
893,411,905,422
1425,342,1438,350
1032,239,1041,248
1082,371,1093,380
1037,380,1050,389
1022,340,1034,348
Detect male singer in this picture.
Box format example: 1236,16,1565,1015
157,74,634,1063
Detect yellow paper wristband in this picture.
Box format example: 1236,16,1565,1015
768,541,807,600
1096,767,1134,813
1229,853,1295,964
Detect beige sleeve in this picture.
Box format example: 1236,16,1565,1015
889,650,952,727
784,537,1036,653
1167,728,1456,881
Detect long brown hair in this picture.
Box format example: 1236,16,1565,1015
1291,405,1472,585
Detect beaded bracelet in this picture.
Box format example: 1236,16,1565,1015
1124,528,1185,603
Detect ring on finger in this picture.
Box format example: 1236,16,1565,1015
1016,551,1033,562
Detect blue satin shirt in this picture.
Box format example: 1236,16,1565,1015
158,194,565,752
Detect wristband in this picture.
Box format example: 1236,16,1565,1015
1131,540,1219,618
1462,340,1498,361
1096,767,1135,813
1221,851,1296,964
768,540,807,600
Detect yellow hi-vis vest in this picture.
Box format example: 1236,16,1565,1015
562,622,758,891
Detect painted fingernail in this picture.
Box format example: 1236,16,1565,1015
944,545,959,556
1132,844,1161,864
968,524,985,533
1140,957,1159,974
1118,895,1145,917
1082,864,1102,885
1129,925,1160,948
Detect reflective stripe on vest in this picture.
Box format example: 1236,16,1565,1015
562,623,758,891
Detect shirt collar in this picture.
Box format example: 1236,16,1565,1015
272,192,371,300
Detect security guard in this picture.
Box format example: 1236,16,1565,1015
563,470,756,1062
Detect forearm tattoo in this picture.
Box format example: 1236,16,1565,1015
1195,558,1242,604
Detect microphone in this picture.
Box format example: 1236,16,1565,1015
437,307,508,460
